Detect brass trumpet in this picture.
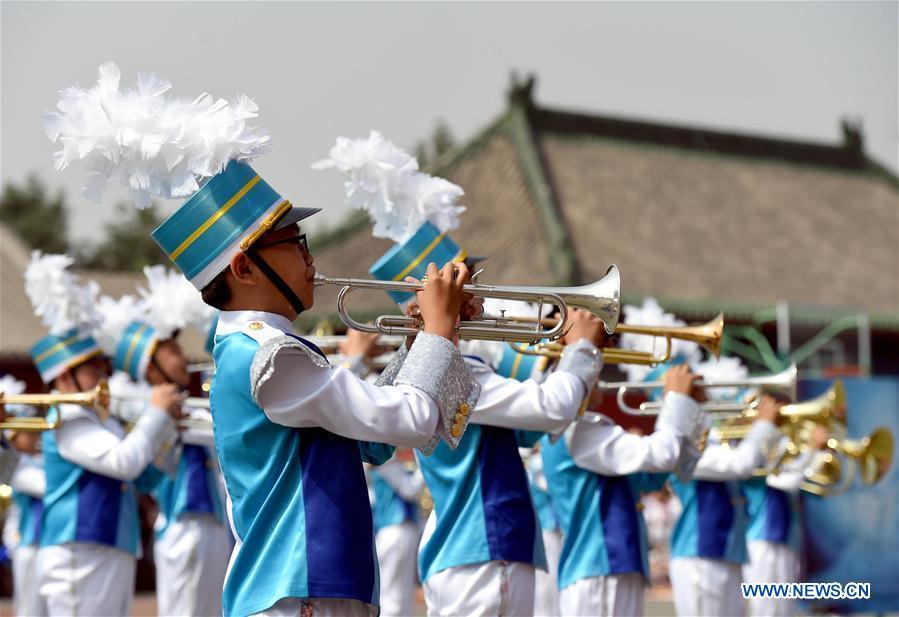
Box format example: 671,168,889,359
801,427,894,496
507,312,723,365
313,265,621,343
604,363,798,415
0,380,111,429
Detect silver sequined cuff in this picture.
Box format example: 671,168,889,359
395,333,481,452
657,392,705,482
251,336,329,403
375,345,409,387
557,339,603,391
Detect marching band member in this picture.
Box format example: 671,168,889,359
316,132,605,617
742,426,830,617
1,375,46,617
48,63,480,617
24,252,182,616
666,357,782,617
95,264,231,617
369,453,426,617
540,364,705,617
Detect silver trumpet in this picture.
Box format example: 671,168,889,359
313,265,621,343
602,363,798,416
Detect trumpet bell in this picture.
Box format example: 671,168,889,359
852,427,894,485
780,380,844,421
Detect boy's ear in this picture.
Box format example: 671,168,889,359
230,252,258,286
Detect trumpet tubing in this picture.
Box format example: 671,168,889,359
605,364,798,416
0,381,110,423
314,265,621,343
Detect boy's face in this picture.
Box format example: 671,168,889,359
254,224,316,316
56,356,111,393
149,339,190,388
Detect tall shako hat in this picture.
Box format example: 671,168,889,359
44,62,320,313
95,266,216,381
24,252,104,384
314,131,474,304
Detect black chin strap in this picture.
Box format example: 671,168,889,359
245,248,306,316
150,357,182,388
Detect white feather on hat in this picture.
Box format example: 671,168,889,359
94,294,147,357
43,61,271,209
618,297,703,383
137,265,215,340
693,356,749,401
312,130,465,244
24,251,101,337
0,374,35,417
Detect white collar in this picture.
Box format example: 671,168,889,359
216,310,295,336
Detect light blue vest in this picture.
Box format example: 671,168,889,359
541,434,662,588
40,407,141,555
743,477,801,550
529,480,559,533
212,331,392,615
12,492,42,547
371,469,417,533
416,419,546,582
153,445,226,538
670,477,749,564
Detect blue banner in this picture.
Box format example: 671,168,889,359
799,377,898,613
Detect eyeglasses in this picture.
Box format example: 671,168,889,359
256,233,309,253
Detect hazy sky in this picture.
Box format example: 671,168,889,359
2,1,896,244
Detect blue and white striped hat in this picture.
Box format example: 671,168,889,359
152,160,319,290
369,222,468,304
24,252,105,384
29,331,103,385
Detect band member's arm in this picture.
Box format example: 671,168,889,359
55,404,176,481
10,456,45,498
691,421,780,480
569,391,703,475
253,332,480,450
466,339,602,432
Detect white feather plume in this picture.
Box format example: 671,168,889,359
137,266,215,339
618,298,703,383
43,61,271,209
312,131,465,243
0,374,36,417
24,251,101,337
94,294,147,357
693,356,749,401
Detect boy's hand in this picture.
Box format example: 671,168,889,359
417,262,473,341
812,425,831,450
561,308,607,348
663,364,699,397
150,383,186,421
340,329,381,358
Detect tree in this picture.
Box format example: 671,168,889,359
79,204,169,271
0,175,70,253
414,120,456,169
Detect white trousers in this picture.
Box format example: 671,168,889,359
36,543,135,617
424,560,536,617
154,514,233,617
535,530,562,616
13,544,45,617
252,597,377,616
558,573,644,617
375,522,420,617
742,540,800,617
670,557,745,617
